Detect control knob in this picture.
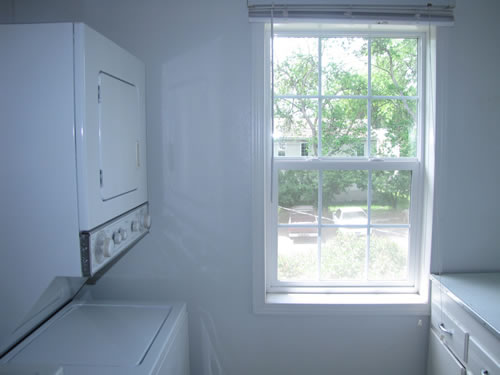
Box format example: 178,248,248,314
113,231,122,245
120,228,128,241
95,233,114,263
102,237,115,257
142,213,152,230
94,246,105,265
131,220,140,233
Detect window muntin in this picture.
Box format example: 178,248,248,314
268,30,423,291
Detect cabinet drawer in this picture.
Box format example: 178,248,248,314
467,337,500,375
428,328,466,375
431,301,468,363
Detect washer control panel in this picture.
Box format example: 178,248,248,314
80,203,150,276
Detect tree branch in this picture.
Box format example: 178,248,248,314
381,46,416,123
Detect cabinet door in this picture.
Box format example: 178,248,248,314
428,329,466,375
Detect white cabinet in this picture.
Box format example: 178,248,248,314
468,337,500,375
427,274,500,375
427,329,466,375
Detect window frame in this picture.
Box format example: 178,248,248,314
251,23,436,314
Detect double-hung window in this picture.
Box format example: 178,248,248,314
252,23,437,312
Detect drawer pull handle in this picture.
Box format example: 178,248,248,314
439,323,453,335
481,370,489,375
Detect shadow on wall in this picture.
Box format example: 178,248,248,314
140,34,252,279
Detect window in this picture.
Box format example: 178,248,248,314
300,142,309,156
252,23,436,312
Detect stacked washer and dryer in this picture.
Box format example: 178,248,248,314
0,23,189,374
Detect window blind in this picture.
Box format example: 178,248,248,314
248,0,455,25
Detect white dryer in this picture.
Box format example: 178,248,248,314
0,300,190,375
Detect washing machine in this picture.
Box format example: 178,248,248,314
0,299,189,375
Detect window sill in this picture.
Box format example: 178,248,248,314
255,292,430,315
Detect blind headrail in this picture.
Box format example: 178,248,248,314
248,3,454,25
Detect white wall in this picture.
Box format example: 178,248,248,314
5,0,499,374
432,0,500,273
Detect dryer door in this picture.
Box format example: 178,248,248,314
98,72,140,201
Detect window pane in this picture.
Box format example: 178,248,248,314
371,170,411,225
278,170,318,225
274,98,318,157
369,228,409,281
371,38,418,97
278,228,318,281
322,99,368,157
323,170,368,225
274,37,318,96
320,228,366,281
371,99,417,157
322,37,368,96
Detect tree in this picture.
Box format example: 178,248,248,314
278,169,368,210
278,170,318,208
372,170,411,210
274,37,417,209
370,38,418,158
274,50,319,155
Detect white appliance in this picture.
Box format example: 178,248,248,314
0,22,166,366
0,299,190,375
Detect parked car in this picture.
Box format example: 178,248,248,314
333,207,367,235
287,205,318,240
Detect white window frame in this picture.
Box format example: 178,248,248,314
252,23,436,314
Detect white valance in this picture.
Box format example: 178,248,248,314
248,0,455,25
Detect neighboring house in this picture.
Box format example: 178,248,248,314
275,129,387,158
275,137,310,157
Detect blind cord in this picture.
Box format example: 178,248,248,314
270,6,275,203
425,20,444,326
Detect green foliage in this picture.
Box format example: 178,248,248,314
372,99,417,158
275,52,318,95
372,170,411,209
323,62,367,96
369,38,418,158
322,170,367,207
277,231,407,281
278,170,369,209
320,232,365,280
370,38,418,97
274,98,319,155
322,99,367,157
368,232,408,280
278,245,317,281
278,170,318,208
274,36,417,208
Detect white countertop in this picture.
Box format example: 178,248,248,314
431,272,500,339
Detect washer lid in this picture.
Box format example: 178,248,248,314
10,304,171,366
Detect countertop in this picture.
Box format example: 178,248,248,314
431,272,500,339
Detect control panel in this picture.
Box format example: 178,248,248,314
80,203,150,276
